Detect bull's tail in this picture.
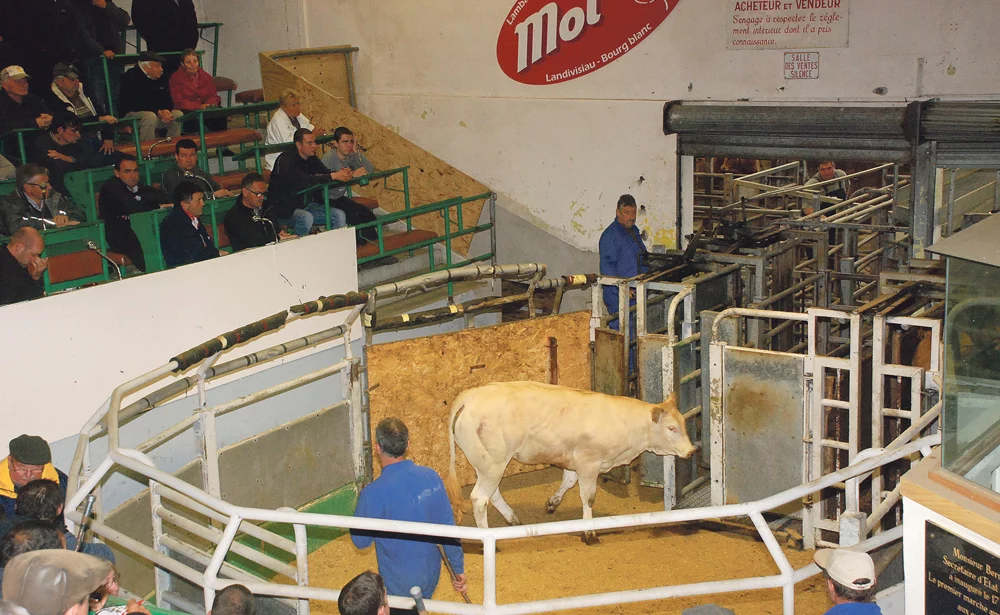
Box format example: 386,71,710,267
445,394,467,523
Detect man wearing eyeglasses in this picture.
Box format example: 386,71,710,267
223,172,293,252
0,163,83,235
0,434,68,519
30,114,107,195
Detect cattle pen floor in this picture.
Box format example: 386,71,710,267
304,467,832,615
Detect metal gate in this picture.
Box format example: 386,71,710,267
709,307,862,549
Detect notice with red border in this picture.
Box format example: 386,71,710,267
727,0,850,50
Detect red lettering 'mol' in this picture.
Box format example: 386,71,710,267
516,0,603,73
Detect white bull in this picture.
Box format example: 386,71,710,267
446,381,696,542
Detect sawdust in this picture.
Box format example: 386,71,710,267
304,467,832,615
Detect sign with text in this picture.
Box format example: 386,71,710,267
784,52,819,78
728,0,850,50
497,0,681,85
926,522,1000,615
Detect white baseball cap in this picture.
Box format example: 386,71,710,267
0,65,29,83
814,548,876,590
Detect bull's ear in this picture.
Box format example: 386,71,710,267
651,407,665,423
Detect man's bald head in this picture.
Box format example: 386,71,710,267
7,227,44,267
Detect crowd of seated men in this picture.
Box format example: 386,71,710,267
0,0,390,307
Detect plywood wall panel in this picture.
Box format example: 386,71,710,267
367,312,592,486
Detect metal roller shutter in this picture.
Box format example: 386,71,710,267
923,102,1000,168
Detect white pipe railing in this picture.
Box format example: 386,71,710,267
66,435,938,615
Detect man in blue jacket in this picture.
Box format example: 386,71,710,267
814,548,882,614
598,194,647,330
351,418,466,599
160,181,221,268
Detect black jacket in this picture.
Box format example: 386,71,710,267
0,92,50,136
159,205,218,268
72,0,130,59
131,0,198,53
99,177,165,270
30,132,105,195
118,65,174,115
0,245,44,305
224,196,277,252
267,150,332,219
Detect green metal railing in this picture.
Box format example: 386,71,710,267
120,23,222,74
175,101,279,170
301,167,411,229
39,221,110,293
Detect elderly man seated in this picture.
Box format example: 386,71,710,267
0,435,67,519
0,164,83,235
43,63,118,156
0,227,47,306
264,89,322,171
0,66,52,134
118,52,183,142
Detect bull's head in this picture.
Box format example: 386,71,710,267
649,397,697,459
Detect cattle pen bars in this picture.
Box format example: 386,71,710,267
67,435,936,615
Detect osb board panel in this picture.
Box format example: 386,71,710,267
268,50,351,102
260,51,489,255
368,311,592,486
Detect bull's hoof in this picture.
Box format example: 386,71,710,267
508,514,522,526
546,500,559,514
581,532,600,545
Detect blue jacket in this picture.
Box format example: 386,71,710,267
824,603,882,614
351,460,463,598
159,205,218,269
598,218,647,314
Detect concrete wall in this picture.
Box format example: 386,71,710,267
199,0,1000,272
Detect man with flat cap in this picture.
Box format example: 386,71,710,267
814,548,882,614
0,435,68,518
118,52,183,142
2,550,110,615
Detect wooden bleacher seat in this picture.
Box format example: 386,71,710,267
356,230,437,259
47,251,104,285
353,197,379,210
235,88,264,105
214,76,238,105
115,127,262,159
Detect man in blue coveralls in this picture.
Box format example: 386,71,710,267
351,418,467,599
598,194,647,330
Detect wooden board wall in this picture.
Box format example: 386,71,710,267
367,312,592,486
259,49,491,255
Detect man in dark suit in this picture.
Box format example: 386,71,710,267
224,172,292,252
99,154,170,272
130,0,198,72
159,180,220,268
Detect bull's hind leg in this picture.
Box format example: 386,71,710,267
470,474,500,529
489,489,521,526
546,470,579,514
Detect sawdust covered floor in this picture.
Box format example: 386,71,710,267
305,467,832,615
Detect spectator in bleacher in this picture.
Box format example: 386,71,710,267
71,0,130,117
170,49,226,134
130,0,198,74
267,128,347,237
224,173,292,252
118,52,183,142
0,156,13,181
263,89,321,171
161,139,236,199
337,572,388,615
160,181,222,268
0,521,66,570
10,479,114,562
2,549,111,615
99,155,170,273
0,164,83,235
0,227,46,306
0,66,53,134
43,63,118,156
0,436,67,518
209,585,255,615
320,126,378,244
29,114,107,195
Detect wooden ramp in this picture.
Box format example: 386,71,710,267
260,46,490,256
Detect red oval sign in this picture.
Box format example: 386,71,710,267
497,0,679,85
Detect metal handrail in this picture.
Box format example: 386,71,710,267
66,435,938,615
